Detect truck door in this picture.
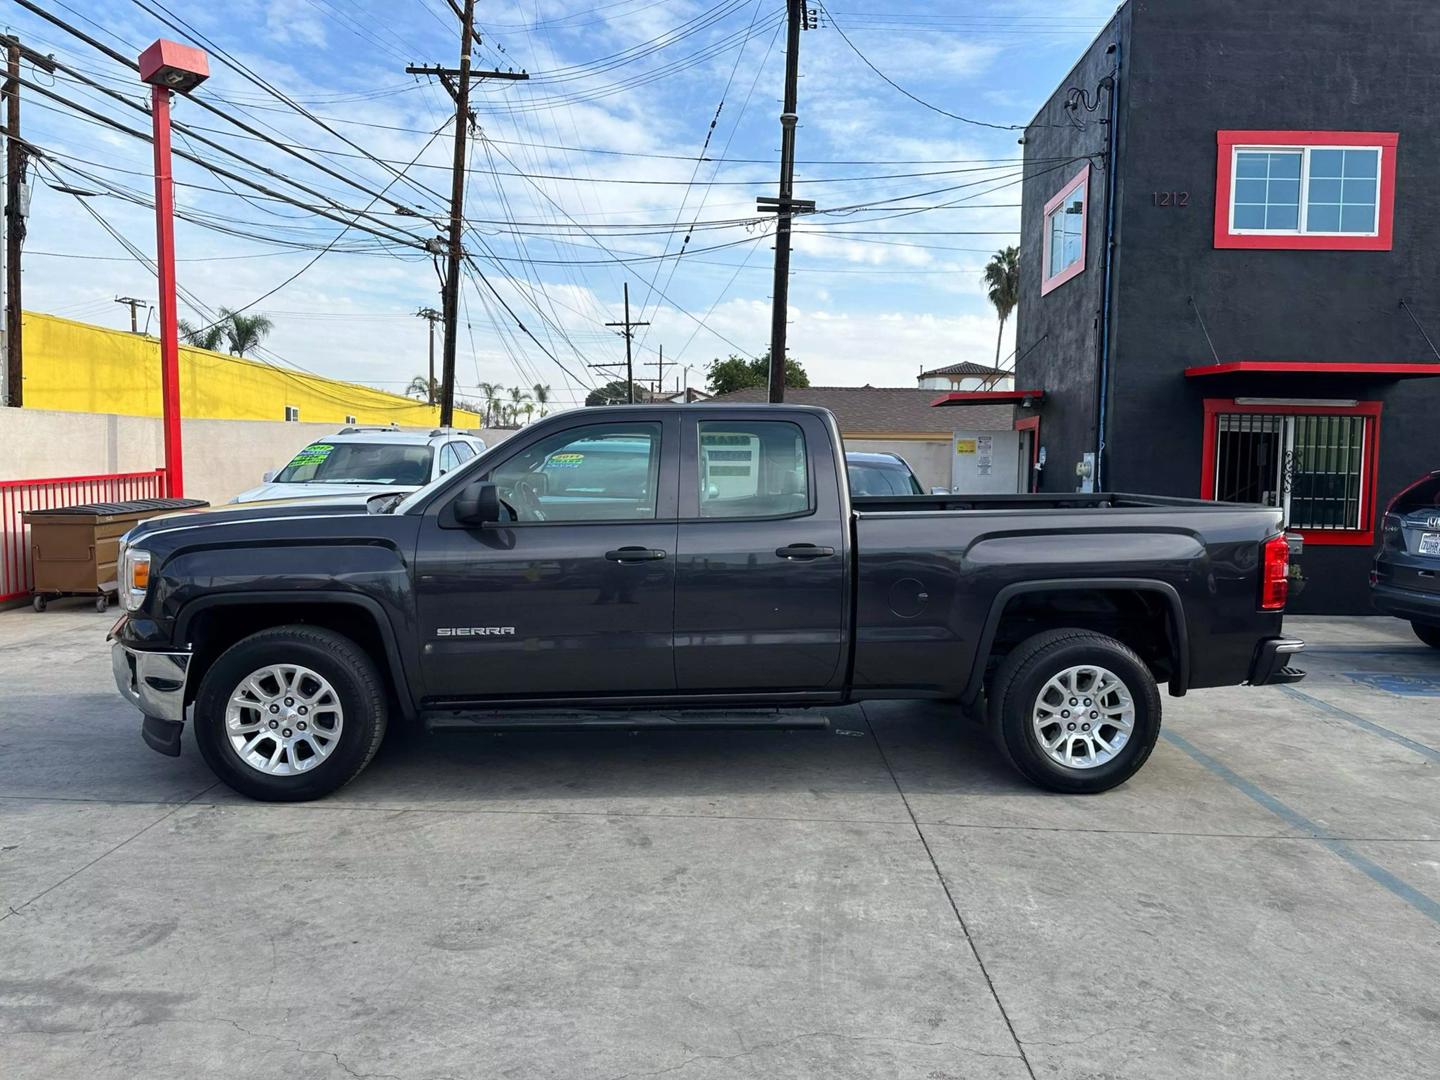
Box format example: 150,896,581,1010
673,412,849,692
414,416,679,700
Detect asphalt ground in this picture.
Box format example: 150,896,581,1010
1,607,1437,1079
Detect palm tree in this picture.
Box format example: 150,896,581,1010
406,374,438,402
506,386,530,427
475,381,500,427
178,319,225,352
219,308,275,357
522,402,535,425
531,383,551,418
982,246,1020,368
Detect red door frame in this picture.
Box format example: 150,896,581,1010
1014,414,1040,493
1199,397,1382,546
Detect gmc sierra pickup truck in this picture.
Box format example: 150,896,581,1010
109,404,1305,801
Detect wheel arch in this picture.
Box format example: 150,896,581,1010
963,578,1190,707
177,592,416,720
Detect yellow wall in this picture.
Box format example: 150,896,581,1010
19,311,483,428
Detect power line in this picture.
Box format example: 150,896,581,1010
13,74,435,250
818,1,1029,131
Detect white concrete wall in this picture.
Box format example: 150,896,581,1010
0,408,509,505
843,438,954,493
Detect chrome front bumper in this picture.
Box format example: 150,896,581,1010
111,642,191,724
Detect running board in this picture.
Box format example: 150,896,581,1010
422,708,834,733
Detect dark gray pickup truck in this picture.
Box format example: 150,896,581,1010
109,404,1304,801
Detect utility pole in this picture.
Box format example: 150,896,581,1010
416,306,441,404
5,41,25,407
758,0,816,404
115,296,147,333
603,282,649,404
407,2,528,428
643,343,671,397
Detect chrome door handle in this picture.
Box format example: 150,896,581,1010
775,543,836,560
605,546,667,562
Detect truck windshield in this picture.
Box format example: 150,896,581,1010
274,443,433,486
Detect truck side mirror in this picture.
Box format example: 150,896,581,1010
263,470,277,483
453,481,503,526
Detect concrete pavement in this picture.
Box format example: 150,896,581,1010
1,607,1437,1079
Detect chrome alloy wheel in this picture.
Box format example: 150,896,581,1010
225,664,344,776
1031,664,1134,770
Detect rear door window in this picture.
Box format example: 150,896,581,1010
697,421,810,519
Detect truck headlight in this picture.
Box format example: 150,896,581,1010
119,545,151,612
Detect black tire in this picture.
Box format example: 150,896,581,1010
988,628,1161,794
32,595,46,612
1412,621,1440,649
194,625,388,802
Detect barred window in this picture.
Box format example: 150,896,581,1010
1211,410,1372,532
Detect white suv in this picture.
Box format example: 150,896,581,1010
232,427,487,504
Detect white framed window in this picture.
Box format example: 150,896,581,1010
1229,145,1380,236
1040,164,1089,295
344,415,357,424
1214,131,1397,251
284,405,300,422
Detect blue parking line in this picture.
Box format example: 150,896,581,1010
1280,685,1440,764
1161,730,1440,926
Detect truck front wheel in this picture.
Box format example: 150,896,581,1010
989,628,1161,794
193,625,388,802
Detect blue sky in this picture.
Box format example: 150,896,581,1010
12,0,1117,409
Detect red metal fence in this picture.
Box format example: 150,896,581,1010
0,470,167,603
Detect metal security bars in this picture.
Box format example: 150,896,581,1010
1212,411,1368,531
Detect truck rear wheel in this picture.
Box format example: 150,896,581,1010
1411,621,1440,649
989,628,1161,794
194,625,388,802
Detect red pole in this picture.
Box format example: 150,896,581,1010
150,83,183,498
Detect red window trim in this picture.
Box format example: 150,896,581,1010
1214,130,1398,251
1199,398,1382,546
1040,163,1089,295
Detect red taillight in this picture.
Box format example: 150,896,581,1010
1261,534,1289,610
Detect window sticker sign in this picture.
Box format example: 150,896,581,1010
287,444,333,468
546,452,586,470
955,438,977,454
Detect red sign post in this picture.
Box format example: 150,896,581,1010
138,39,209,498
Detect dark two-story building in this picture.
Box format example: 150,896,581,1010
998,0,1440,613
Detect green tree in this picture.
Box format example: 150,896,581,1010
475,381,500,427
586,379,647,406
705,351,809,395
221,308,274,357
178,319,225,352
504,386,531,426
531,382,551,417
982,246,1019,367
407,374,438,403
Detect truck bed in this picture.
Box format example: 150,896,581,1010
851,491,1253,514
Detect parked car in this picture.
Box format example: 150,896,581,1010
110,404,1303,802
846,450,946,496
1371,469,1440,647
231,427,486,504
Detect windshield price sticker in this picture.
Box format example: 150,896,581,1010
547,452,585,469
288,444,334,467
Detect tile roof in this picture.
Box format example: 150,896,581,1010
710,386,1014,434
918,361,1009,379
